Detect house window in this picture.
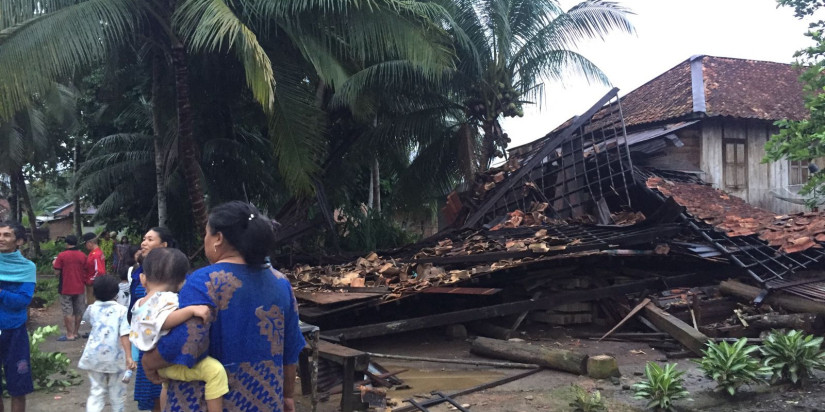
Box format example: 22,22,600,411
789,160,810,185
723,139,747,189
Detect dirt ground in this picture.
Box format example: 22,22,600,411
16,301,825,412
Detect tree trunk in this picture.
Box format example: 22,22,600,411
171,44,207,235
371,158,380,213
478,119,502,171
152,52,168,228
470,336,588,375
457,123,477,184
14,169,39,257
73,138,82,238
9,172,19,222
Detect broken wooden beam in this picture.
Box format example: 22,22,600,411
599,298,651,341
470,337,587,375
322,272,713,341
643,302,710,355
720,280,825,315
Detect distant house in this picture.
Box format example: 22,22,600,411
46,202,99,239
513,55,810,214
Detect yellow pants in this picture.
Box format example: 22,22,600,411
159,356,228,400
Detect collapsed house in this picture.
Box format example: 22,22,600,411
287,55,825,336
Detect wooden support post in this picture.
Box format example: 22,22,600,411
643,303,709,355
341,357,356,412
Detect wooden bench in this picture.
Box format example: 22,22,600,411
299,340,370,412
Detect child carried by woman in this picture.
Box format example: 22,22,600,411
130,248,228,412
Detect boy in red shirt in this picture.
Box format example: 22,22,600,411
82,233,106,304
54,235,88,341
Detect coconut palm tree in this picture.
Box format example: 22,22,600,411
0,0,456,235
442,0,635,173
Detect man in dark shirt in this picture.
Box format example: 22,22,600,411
54,235,87,341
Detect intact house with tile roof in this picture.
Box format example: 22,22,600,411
513,55,813,214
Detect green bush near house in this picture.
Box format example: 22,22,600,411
633,362,691,411
33,277,60,308
696,338,770,396
761,329,825,385
569,384,607,412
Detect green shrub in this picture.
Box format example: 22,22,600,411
569,384,607,412
1,326,81,394
33,240,61,274
760,329,825,385
33,277,60,308
696,338,770,396
633,362,691,411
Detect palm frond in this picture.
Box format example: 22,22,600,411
0,0,143,119
175,0,275,112
516,49,608,92
268,52,326,196
510,0,634,74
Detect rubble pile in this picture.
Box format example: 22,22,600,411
287,228,583,301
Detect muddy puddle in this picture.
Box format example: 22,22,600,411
379,364,507,400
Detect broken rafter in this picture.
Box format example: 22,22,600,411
463,88,620,229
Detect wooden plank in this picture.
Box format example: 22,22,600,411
421,287,501,295
643,303,709,355
599,298,651,341
295,291,383,305
317,341,369,372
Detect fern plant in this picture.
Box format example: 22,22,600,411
569,384,607,412
633,362,691,411
696,338,770,396
760,329,825,385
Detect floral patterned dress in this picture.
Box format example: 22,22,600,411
156,263,306,412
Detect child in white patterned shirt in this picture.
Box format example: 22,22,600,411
78,275,136,412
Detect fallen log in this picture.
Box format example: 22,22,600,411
719,280,825,315
744,313,816,332
470,336,587,375
644,303,710,355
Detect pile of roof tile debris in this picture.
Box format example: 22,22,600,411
648,176,825,253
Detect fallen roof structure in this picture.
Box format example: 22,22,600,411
285,87,825,340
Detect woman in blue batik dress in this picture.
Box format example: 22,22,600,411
142,201,305,412
130,227,177,411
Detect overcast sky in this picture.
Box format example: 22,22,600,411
501,0,816,148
